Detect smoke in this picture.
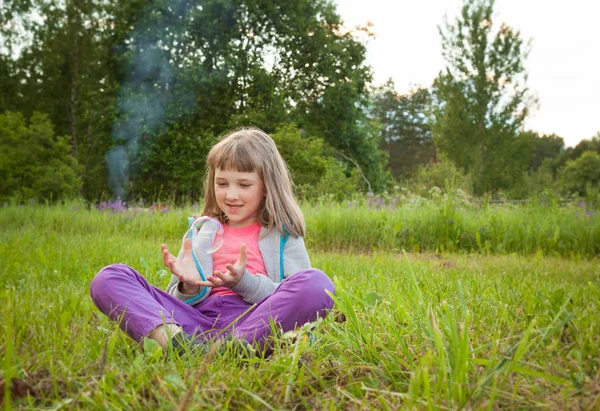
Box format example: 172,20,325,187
106,0,196,200
106,146,129,199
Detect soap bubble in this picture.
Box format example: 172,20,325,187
189,216,224,254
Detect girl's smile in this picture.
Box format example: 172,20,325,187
214,168,265,227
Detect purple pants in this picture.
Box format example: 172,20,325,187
89,264,335,347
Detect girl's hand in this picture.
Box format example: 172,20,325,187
196,243,247,289
161,239,201,294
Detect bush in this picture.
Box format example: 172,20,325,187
558,150,600,198
403,155,472,198
0,111,81,202
272,124,360,201
506,163,556,199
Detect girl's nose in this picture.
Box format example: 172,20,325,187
226,188,239,200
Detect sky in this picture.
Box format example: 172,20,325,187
334,0,600,147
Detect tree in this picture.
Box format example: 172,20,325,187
432,0,535,194
3,0,127,199
521,131,564,171
271,123,360,200
371,79,434,179
544,133,600,178
112,0,388,198
558,151,600,197
3,0,386,200
0,111,81,202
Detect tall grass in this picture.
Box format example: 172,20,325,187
1,197,598,258
1,203,599,409
305,199,599,258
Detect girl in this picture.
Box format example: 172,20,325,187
90,128,335,354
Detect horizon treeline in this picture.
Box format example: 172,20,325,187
1,0,599,205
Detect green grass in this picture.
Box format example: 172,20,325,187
305,200,600,257
1,203,599,409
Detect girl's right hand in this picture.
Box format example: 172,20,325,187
161,239,201,294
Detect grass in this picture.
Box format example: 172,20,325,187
1,202,599,409
305,199,600,257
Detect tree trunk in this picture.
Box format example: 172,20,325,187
70,32,79,157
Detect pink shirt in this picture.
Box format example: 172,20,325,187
210,222,267,297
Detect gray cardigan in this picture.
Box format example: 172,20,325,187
166,226,311,305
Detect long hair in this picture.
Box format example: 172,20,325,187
201,127,305,237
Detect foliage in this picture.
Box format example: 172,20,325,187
432,0,535,195
506,164,556,200
521,131,565,171
558,150,600,199
545,133,600,178
125,128,216,202
0,111,81,202
311,159,361,202
271,124,330,189
370,79,435,178
1,0,386,200
2,0,120,199
301,80,391,192
272,124,360,201
106,0,389,198
403,154,472,198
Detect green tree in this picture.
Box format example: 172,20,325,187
113,0,386,198
3,0,127,199
0,111,81,202
371,79,434,179
4,0,384,200
558,150,600,198
432,0,534,195
271,123,360,200
544,133,600,178
522,131,564,171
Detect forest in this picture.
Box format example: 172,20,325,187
1,0,599,205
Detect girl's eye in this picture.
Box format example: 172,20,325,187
240,184,251,188
216,182,227,187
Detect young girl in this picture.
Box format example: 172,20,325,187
89,128,335,354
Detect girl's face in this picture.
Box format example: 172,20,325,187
214,168,265,227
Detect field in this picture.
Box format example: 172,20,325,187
1,201,599,409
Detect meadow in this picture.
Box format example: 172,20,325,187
1,200,599,409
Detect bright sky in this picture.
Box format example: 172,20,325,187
335,0,600,147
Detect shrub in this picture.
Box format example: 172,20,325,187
272,124,360,201
0,111,81,202
558,150,600,198
402,154,472,198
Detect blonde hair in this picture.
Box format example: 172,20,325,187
201,127,306,237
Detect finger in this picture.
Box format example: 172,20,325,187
195,281,214,288
213,270,228,281
183,238,192,257
225,264,239,276
207,276,224,286
239,243,247,266
161,245,170,266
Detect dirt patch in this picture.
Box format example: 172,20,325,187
0,377,38,404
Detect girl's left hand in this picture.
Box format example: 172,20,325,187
196,243,247,289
